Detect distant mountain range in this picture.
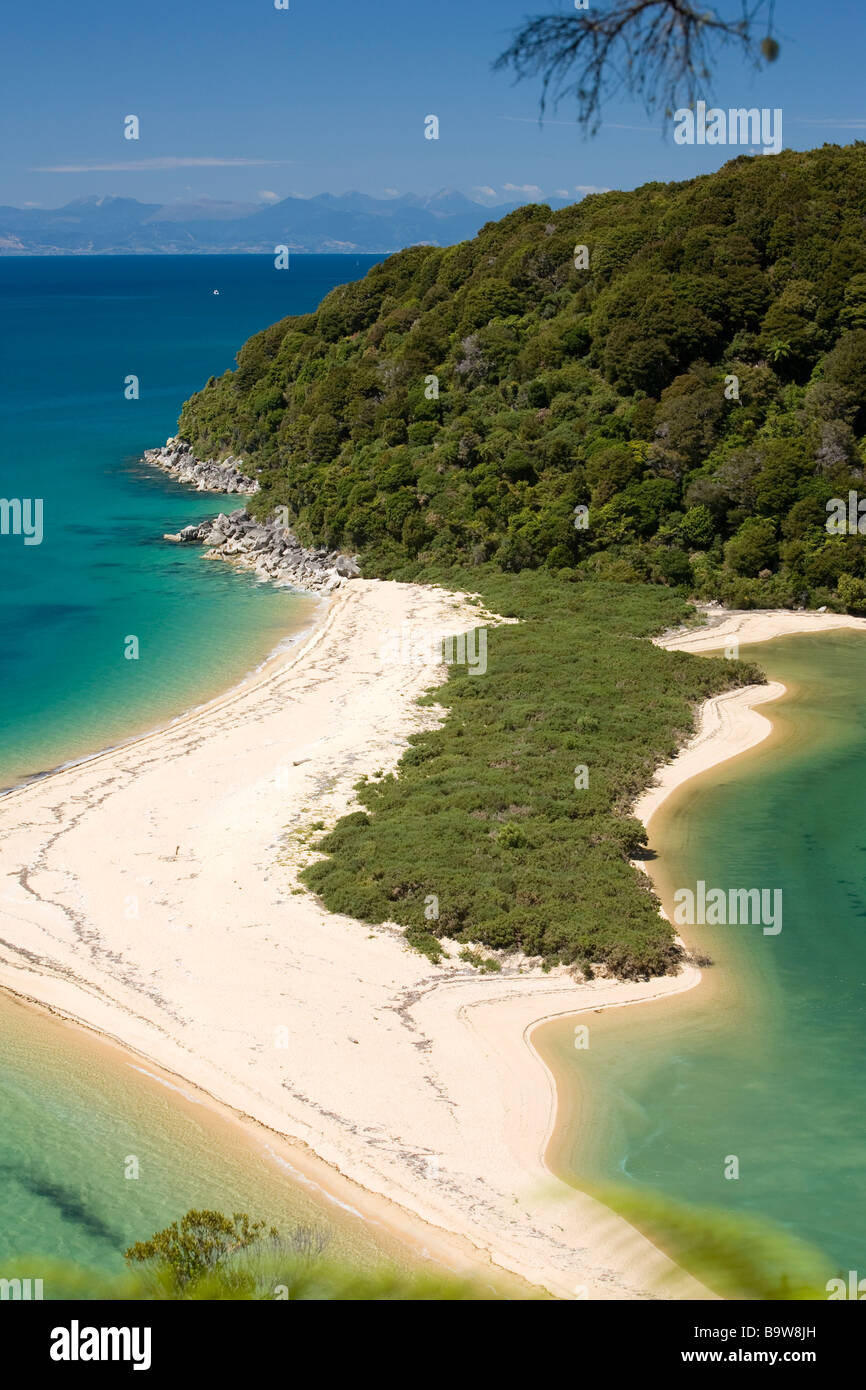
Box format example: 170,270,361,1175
0,189,577,255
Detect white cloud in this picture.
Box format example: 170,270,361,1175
503,182,543,195
383,187,399,197
792,117,866,129
554,188,570,197
257,190,280,202
470,185,502,206
32,157,294,173
575,184,611,195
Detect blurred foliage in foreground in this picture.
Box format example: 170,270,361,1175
589,1184,837,1302
4,1194,840,1300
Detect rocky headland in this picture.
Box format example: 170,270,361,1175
146,437,361,593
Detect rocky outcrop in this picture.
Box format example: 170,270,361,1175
163,509,361,593
148,436,361,592
144,437,259,495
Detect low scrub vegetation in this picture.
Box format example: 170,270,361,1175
301,572,762,977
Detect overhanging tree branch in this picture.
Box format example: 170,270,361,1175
493,0,779,133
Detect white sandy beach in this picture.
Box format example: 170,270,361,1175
658,604,866,657
2,590,864,1299
634,607,866,827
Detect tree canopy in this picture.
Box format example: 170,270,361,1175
180,144,866,615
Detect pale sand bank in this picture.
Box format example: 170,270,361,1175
0,579,705,1301
634,608,866,829
4,595,863,1299
659,605,866,656
631,680,786,831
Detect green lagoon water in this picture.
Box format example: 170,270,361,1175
540,630,866,1273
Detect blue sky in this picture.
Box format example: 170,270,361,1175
2,0,865,208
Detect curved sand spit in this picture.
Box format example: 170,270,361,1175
2,591,863,1298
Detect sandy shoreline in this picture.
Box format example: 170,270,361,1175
1,594,325,798
0,578,702,1300
3,593,865,1299
633,607,866,830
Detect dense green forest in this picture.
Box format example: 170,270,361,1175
180,144,866,611
172,146,866,975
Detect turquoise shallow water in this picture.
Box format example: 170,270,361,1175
10,255,864,1288
0,254,381,789
0,254,398,1274
540,631,866,1273
0,991,405,1275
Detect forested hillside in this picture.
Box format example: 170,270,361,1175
180,144,866,611
171,146,866,975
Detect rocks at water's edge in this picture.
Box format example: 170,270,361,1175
148,437,361,593
145,436,260,495
163,509,362,592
